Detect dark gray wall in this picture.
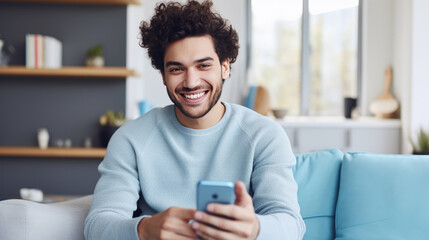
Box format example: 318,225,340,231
0,77,125,147
0,2,126,66
0,2,127,200
0,157,101,199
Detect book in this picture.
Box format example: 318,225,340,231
44,36,62,68
26,34,62,69
35,34,44,68
25,34,35,68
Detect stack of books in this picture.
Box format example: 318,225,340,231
26,34,62,69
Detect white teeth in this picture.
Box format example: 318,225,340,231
184,92,205,99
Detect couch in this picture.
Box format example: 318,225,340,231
1,149,428,240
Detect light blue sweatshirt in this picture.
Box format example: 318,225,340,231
84,102,305,240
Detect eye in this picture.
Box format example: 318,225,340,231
198,64,211,69
168,67,183,73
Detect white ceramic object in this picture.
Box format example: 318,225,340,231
369,66,399,118
20,188,44,202
37,128,49,149
272,108,288,119
64,138,72,148
0,39,3,62
86,56,104,67
84,137,92,148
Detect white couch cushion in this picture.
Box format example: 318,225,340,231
0,195,92,240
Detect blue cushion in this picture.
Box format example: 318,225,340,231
294,149,343,240
244,85,258,110
335,152,429,240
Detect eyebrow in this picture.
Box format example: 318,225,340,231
165,57,215,68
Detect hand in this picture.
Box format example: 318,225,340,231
192,181,260,240
137,207,197,240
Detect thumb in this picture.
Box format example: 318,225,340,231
234,181,253,208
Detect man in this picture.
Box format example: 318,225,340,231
84,1,305,239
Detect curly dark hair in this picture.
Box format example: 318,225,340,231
139,0,239,73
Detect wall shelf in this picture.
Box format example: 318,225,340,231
0,146,106,158
0,66,140,78
0,0,141,5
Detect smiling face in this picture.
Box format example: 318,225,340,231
163,35,230,129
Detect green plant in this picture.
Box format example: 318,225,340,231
87,44,103,58
412,128,429,153
99,110,127,127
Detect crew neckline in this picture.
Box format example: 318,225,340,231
169,102,231,136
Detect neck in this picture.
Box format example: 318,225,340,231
175,101,225,129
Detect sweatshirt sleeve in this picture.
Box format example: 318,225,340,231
257,213,304,239
250,121,306,240
84,128,144,240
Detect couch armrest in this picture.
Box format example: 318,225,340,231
0,195,93,240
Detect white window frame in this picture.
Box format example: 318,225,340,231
247,0,362,116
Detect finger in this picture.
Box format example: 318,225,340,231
206,203,252,221
234,181,252,208
194,221,246,240
163,217,197,238
161,207,198,238
195,229,213,240
193,210,251,237
193,211,234,231
196,229,223,240
169,207,198,221
160,229,198,240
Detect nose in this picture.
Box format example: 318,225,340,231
183,68,200,89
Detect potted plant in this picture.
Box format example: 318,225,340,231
411,128,429,155
86,44,104,67
99,110,127,147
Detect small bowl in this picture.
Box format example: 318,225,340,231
272,109,288,119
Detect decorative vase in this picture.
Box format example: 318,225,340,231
412,151,429,155
37,128,49,149
86,56,104,67
0,39,3,65
99,125,119,147
272,108,288,119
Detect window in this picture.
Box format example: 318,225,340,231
250,0,360,116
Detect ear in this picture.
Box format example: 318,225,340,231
221,58,230,79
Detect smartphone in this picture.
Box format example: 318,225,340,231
197,180,235,212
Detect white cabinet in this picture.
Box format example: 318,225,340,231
349,128,401,154
278,117,401,154
295,128,346,153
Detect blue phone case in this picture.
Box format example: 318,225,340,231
197,180,235,211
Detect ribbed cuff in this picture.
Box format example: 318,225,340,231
132,215,151,240
256,213,302,240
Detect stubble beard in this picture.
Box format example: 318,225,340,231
167,78,224,119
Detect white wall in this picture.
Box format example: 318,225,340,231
214,0,249,106
138,0,169,109
126,4,145,119
409,0,429,150
392,0,412,153
360,0,394,116
380,0,429,153
361,0,429,153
